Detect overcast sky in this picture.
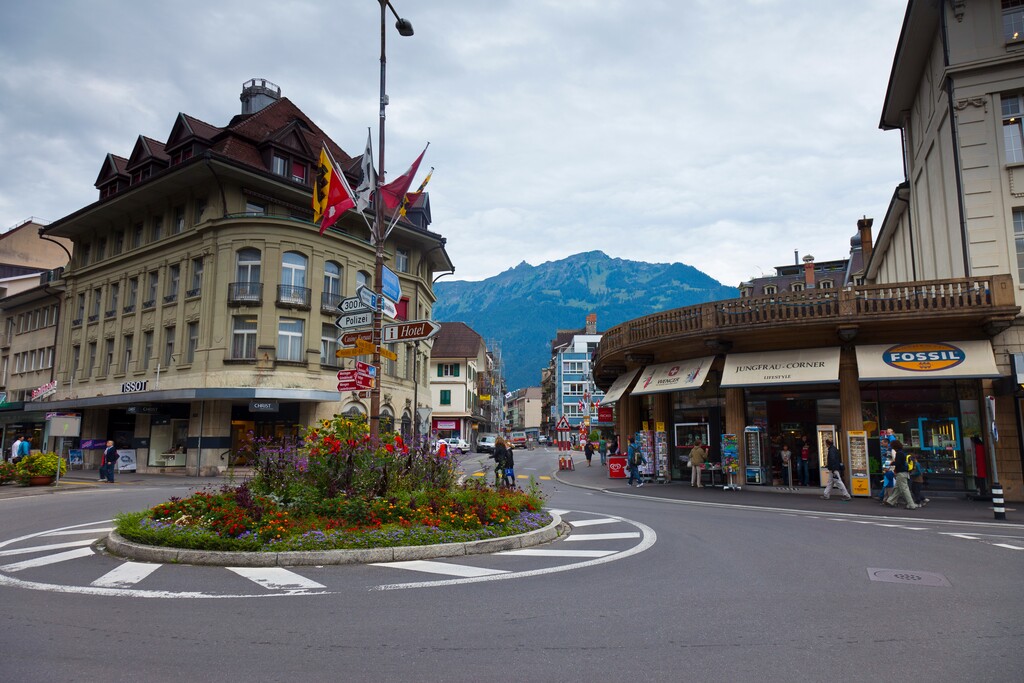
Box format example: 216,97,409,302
0,0,908,287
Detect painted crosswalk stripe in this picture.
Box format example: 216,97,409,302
546,509,570,516
0,547,95,572
371,560,509,577
568,517,618,528
42,528,114,537
564,532,640,542
91,562,162,588
495,548,616,558
0,539,95,557
226,567,325,590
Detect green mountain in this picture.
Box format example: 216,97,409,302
432,251,737,391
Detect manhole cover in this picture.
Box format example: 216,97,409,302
867,568,951,587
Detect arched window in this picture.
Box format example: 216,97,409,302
324,261,342,295
763,285,777,295
356,270,371,289
281,251,307,288
343,404,366,417
236,248,261,283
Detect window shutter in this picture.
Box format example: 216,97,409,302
437,365,443,378
454,364,460,377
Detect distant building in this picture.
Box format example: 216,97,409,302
428,321,494,447
550,313,609,444
506,386,542,440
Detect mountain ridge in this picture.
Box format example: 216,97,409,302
432,251,737,391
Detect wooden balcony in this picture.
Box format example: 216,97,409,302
594,275,1019,379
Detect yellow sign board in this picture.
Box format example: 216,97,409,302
379,348,398,361
355,338,376,353
336,347,368,358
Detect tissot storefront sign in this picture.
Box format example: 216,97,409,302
855,341,999,380
121,380,148,393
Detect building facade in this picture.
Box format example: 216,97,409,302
506,386,542,441
551,314,610,445
34,80,452,474
428,321,492,448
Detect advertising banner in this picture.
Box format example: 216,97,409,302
721,348,840,387
855,341,999,380
631,357,715,395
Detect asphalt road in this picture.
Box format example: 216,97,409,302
1,448,1021,682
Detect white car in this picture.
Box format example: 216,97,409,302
444,438,470,454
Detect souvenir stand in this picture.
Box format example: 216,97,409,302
654,426,669,483
635,430,656,483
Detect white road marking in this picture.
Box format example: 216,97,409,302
43,528,114,537
91,562,161,588
226,567,326,590
495,548,615,558
568,517,618,528
564,532,639,542
0,539,95,557
546,509,570,516
0,547,95,572
941,533,979,540
992,543,1024,550
371,560,509,577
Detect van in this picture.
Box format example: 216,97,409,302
477,435,497,454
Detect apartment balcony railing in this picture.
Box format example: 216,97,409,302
276,285,311,309
228,282,263,306
321,291,344,312
595,275,1020,366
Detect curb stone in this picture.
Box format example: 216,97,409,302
102,513,565,567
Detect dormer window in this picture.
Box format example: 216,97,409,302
792,282,805,292
272,154,307,184
763,285,777,295
820,280,834,289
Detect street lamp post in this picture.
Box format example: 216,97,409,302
370,0,413,439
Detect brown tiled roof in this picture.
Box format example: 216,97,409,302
550,329,582,353
141,136,170,161
181,113,222,140
431,321,484,359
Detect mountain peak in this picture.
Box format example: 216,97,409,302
434,252,735,390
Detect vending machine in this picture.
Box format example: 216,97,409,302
744,426,769,485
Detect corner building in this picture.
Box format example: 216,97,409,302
39,80,452,474
595,0,1024,500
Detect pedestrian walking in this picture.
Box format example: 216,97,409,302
9,435,24,463
491,437,513,488
908,452,928,506
101,439,119,483
627,435,645,487
689,439,707,488
972,435,988,499
878,456,895,503
598,438,608,466
819,438,851,501
584,441,594,467
884,441,919,509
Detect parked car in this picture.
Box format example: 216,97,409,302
476,436,497,454
445,437,470,454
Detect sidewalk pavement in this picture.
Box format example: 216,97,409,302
0,468,243,501
552,456,1020,525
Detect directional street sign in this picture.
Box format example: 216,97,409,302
337,297,370,314
356,285,397,319
336,347,369,358
355,361,377,377
382,320,440,343
379,347,398,361
354,338,377,355
337,374,375,391
338,331,373,347
381,265,402,302
335,311,374,330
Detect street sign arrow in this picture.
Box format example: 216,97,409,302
337,297,370,314
335,311,374,330
355,361,377,377
338,331,374,347
337,375,375,391
357,285,398,320
382,320,440,343
381,265,402,302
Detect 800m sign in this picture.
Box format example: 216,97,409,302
121,380,148,393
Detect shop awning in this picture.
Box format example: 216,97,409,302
720,347,841,387
855,340,1000,381
631,356,715,395
600,368,640,405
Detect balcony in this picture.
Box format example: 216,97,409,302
122,304,135,314
104,309,117,319
228,282,263,307
321,291,344,313
593,274,1020,377
276,285,311,310
186,288,201,298
142,299,156,310
163,293,178,304
87,314,99,323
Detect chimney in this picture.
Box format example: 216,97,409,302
802,254,816,289
585,313,597,334
794,249,799,266
857,216,873,265
240,78,281,115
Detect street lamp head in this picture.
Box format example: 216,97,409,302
395,17,414,36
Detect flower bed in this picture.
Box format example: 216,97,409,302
115,416,549,552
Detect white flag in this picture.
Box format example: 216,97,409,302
354,130,376,212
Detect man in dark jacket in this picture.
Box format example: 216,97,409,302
101,440,118,483
820,438,851,501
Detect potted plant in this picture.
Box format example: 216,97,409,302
16,451,67,486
